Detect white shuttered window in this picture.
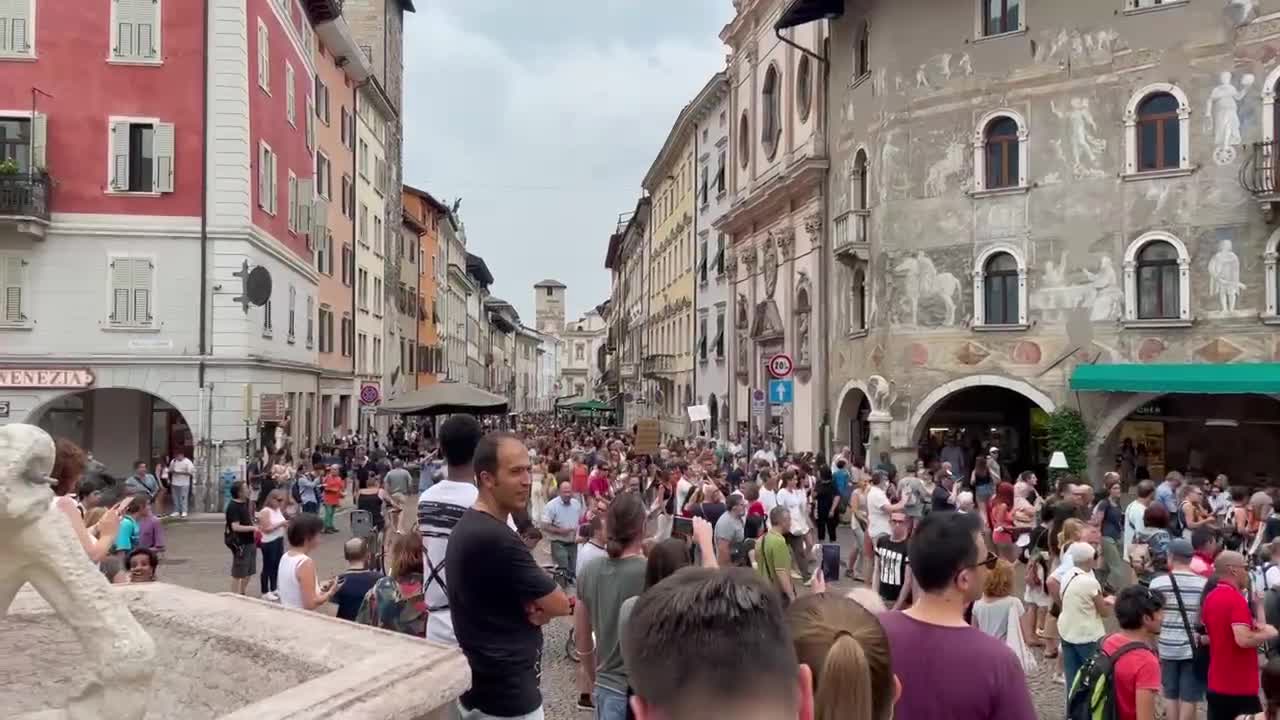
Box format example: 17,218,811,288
108,256,154,327
1,254,28,325
287,284,296,342
112,0,160,61
257,20,269,91
305,295,314,348
0,0,33,57
287,172,297,233
109,118,174,193
258,142,276,213
285,62,295,125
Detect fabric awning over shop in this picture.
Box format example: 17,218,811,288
1070,363,1280,394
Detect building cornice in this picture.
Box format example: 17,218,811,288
642,71,730,191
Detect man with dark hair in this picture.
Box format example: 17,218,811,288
1093,585,1163,720
447,432,572,720
622,566,812,720
879,511,1036,719
417,414,485,646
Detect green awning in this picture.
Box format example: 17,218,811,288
569,400,614,413
1070,363,1280,394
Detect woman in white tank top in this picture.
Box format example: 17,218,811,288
257,490,289,599
277,513,341,610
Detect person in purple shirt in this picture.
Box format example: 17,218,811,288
879,511,1037,720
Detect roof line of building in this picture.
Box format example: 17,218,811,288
641,71,729,191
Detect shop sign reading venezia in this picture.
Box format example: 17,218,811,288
0,369,96,389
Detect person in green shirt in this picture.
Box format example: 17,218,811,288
757,505,795,601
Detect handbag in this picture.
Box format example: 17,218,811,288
1167,571,1210,683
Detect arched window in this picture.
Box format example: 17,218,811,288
738,111,750,169
850,264,867,333
796,55,812,122
853,149,869,211
972,110,1027,193
984,117,1020,189
1136,241,1181,319
1266,228,1280,319
761,65,781,160
972,246,1027,327
983,252,1019,324
1137,93,1180,172
1123,232,1191,322
855,21,870,79
1124,84,1190,176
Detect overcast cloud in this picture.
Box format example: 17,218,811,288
402,0,732,323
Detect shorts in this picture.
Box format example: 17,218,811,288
1159,658,1206,702
975,484,995,502
1205,691,1262,720
230,546,257,578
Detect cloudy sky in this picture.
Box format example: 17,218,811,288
402,1,733,323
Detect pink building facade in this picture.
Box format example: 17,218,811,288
0,0,372,501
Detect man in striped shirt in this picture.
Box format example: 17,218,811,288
1146,538,1208,720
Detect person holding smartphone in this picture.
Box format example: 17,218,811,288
277,513,342,610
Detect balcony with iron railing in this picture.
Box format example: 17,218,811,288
0,173,51,236
641,353,675,379
1242,141,1280,221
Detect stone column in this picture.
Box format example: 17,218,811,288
866,410,893,467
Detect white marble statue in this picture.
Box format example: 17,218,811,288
1207,71,1254,165
0,424,156,720
1208,239,1246,313
867,375,897,415
894,251,960,326
1050,98,1106,174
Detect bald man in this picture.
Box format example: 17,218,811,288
331,537,384,621
1200,550,1277,720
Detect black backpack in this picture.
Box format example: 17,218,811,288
1066,639,1150,720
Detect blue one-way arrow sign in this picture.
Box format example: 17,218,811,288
768,379,793,405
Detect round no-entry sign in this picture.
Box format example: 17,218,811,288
359,383,381,405
767,354,794,379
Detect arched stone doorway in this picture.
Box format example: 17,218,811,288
27,388,195,479
907,375,1056,481
1089,392,1280,487
834,380,872,460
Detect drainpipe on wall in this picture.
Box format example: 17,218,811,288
199,0,213,509
691,121,699,438
775,24,831,457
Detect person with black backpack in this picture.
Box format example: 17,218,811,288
1066,584,1164,720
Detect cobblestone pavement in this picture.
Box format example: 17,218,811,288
157,516,1066,719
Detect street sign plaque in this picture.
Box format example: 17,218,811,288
768,379,794,405
767,354,794,379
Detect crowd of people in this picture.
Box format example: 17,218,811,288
43,413,1280,720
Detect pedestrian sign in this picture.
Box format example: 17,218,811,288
768,379,793,405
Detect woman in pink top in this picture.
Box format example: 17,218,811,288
990,482,1016,546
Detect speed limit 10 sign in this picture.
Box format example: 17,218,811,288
767,353,794,379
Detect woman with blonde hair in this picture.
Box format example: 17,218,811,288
787,593,899,720
972,559,1037,673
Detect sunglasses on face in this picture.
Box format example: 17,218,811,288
972,551,999,570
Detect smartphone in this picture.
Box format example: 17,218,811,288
672,516,693,538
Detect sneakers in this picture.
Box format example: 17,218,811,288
263,591,280,602
576,694,594,710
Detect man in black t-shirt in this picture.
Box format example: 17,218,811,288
874,511,914,609
224,481,257,595
447,432,573,718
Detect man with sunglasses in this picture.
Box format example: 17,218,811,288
1201,550,1277,720
879,511,1036,720
874,511,914,610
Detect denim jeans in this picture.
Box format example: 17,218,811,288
551,540,578,582
593,685,628,720
170,484,190,515
1062,639,1099,693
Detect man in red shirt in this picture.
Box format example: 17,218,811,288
1098,585,1165,720
1201,550,1277,720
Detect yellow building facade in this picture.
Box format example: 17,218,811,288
642,112,698,441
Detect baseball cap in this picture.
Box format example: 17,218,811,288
1167,538,1194,560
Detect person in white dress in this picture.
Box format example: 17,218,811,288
529,461,548,524
778,471,813,583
